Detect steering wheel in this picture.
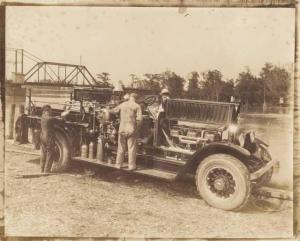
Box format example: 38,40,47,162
142,95,157,106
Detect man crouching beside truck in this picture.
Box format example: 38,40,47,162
40,105,70,173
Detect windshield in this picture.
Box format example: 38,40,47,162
147,102,160,119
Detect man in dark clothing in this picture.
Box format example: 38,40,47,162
14,105,28,144
40,105,68,173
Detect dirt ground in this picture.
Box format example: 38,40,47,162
4,113,294,238
5,149,293,238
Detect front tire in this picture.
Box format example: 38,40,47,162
196,154,250,211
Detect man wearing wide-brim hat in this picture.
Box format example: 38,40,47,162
157,88,171,146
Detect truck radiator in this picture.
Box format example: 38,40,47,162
165,99,239,124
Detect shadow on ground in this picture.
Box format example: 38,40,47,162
26,156,285,214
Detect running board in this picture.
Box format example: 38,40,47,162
72,157,177,181
134,168,177,180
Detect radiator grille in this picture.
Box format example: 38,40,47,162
165,99,239,124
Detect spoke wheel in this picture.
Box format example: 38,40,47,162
207,168,236,198
196,154,250,211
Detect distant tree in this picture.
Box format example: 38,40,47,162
219,79,235,102
96,72,113,87
129,74,141,88
129,74,138,82
235,69,262,110
128,74,161,93
143,73,162,92
186,71,200,99
200,70,224,101
259,63,291,106
162,71,185,98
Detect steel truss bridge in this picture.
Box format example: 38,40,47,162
6,48,102,87
24,61,98,86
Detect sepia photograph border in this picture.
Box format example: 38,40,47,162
0,0,299,240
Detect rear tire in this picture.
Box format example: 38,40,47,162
196,154,250,211
51,131,71,172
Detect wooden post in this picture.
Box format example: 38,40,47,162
58,65,60,82
44,64,46,82
6,104,15,139
28,88,32,114
37,63,40,83
14,50,17,81
21,49,24,74
28,127,33,144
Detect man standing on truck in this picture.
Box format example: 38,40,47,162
40,105,70,173
112,93,142,170
157,88,171,146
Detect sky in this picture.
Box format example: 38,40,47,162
6,6,295,85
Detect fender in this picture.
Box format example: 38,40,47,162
176,142,251,179
25,116,72,142
26,115,81,144
26,115,40,128
255,137,269,147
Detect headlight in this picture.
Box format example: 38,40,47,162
243,131,257,153
238,133,245,147
249,131,255,143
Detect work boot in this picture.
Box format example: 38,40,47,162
115,163,122,169
128,166,136,171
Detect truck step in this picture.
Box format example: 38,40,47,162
72,156,177,180
72,156,118,168
133,168,177,180
138,153,185,165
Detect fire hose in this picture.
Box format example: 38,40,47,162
250,186,293,212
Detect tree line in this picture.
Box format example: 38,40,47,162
97,62,292,109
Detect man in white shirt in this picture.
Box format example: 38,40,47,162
112,93,142,170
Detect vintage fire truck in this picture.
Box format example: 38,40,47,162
20,86,278,211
